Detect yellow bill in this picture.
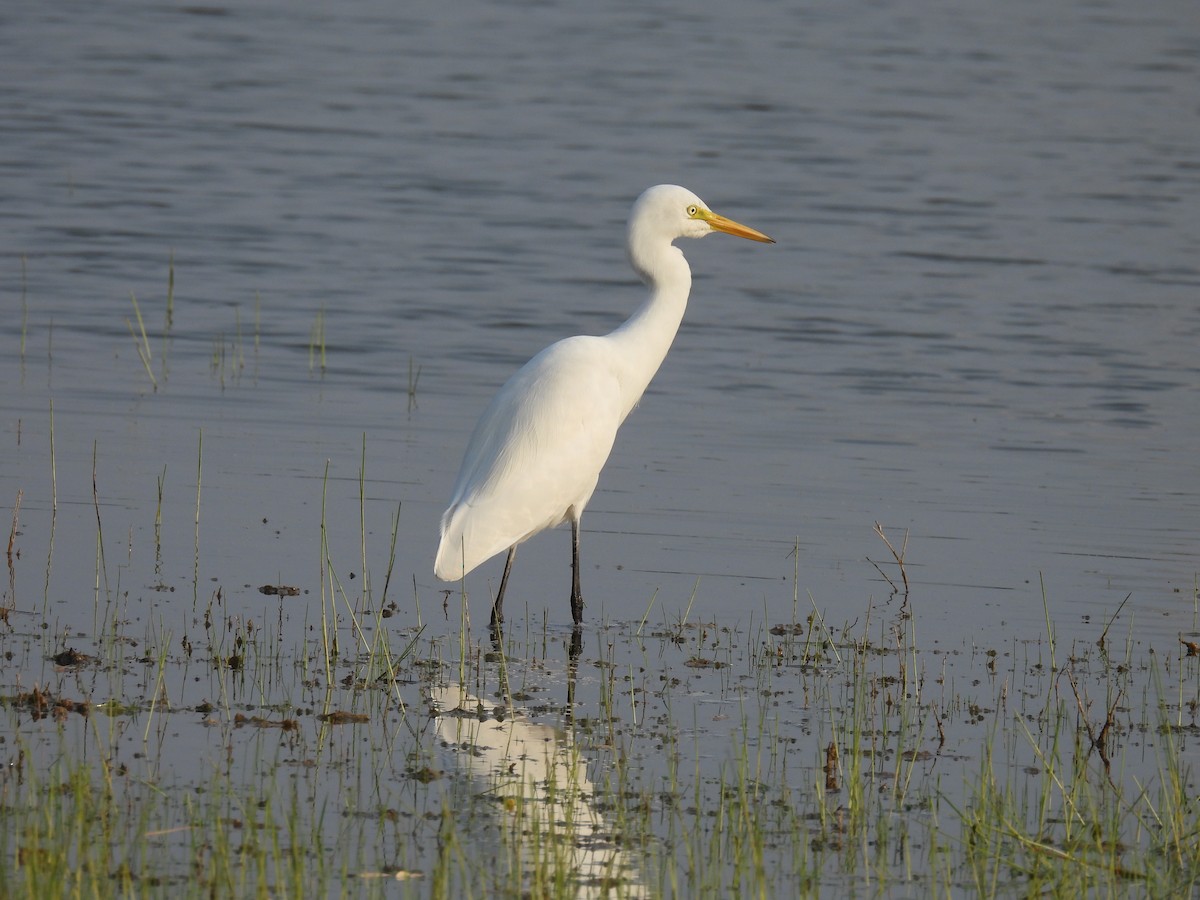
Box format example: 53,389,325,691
701,209,775,243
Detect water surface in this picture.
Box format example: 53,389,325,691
1,0,1199,891
5,0,1197,646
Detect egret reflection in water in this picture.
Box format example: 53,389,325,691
431,681,646,897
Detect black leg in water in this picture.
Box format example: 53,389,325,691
490,545,517,630
569,517,584,625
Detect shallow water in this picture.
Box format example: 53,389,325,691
2,0,1199,893
4,0,1198,642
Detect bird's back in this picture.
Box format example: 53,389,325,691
434,335,626,580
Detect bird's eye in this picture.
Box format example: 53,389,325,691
686,205,699,217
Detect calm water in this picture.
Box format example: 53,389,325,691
4,0,1196,644
2,0,1199,889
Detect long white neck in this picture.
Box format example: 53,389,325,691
605,239,693,422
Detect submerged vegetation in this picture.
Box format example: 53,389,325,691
1,442,1198,899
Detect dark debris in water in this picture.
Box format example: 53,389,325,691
6,686,89,721
233,713,299,731
52,647,93,668
319,711,370,725
407,765,442,783
258,583,301,597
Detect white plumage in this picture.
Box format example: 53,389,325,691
435,184,773,626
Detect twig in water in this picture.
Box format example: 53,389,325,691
407,355,422,411
1097,591,1132,652
6,490,21,568
1064,667,1122,781
869,521,909,598
5,490,21,614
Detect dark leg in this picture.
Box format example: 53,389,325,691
491,546,516,630
569,517,584,625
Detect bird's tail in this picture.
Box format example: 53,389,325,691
433,503,468,581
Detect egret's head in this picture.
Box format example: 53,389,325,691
630,184,774,246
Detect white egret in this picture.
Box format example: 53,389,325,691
434,184,773,627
